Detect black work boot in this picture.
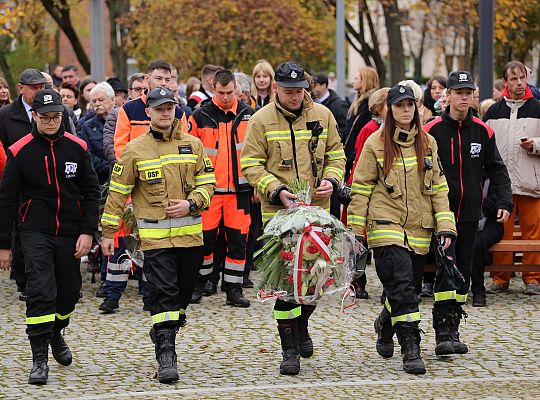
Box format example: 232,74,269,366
226,287,250,308
99,298,119,313
277,323,300,375
296,306,315,358
50,330,72,366
28,337,50,385
203,280,218,296
395,322,426,375
154,326,179,383
190,281,204,304
433,306,454,356
374,307,394,358
450,306,469,354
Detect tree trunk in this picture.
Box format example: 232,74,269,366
381,0,405,85
0,36,16,98
328,0,387,84
54,28,61,66
40,0,91,73
413,18,428,83
470,26,478,78
464,26,471,71
106,0,129,84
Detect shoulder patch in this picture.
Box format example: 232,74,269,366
203,157,214,172
112,164,124,176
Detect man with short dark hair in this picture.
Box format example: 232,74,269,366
312,73,349,138
425,70,512,356
188,69,254,307
241,61,345,376
114,60,189,159
187,64,222,110
61,65,80,88
0,89,99,385
483,60,540,295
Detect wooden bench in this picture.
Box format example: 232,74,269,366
424,239,540,272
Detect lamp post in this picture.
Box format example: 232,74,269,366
90,0,105,81
478,0,494,101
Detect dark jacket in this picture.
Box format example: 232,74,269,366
0,127,100,248
321,89,349,139
343,97,371,179
424,108,513,222
102,106,120,164
0,95,74,150
79,114,111,185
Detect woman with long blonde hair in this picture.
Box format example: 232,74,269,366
250,60,275,109
344,66,379,180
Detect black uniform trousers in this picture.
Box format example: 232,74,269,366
374,245,426,326
20,230,82,339
471,218,504,295
10,224,27,291
274,299,316,323
434,221,477,305
144,246,203,328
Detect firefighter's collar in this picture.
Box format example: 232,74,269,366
149,118,181,141
393,126,418,147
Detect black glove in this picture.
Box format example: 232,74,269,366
338,184,352,205
436,231,456,245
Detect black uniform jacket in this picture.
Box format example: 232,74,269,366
0,126,100,248
424,108,512,222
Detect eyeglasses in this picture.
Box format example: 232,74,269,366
130,87,145,93
37,115,62,124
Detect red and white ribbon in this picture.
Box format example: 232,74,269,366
293,222,331,304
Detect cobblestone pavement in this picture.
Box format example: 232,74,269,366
0,266,538,400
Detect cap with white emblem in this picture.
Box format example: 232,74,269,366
146,87,178,108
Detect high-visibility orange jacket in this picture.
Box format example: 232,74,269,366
188,97,255,194
114,93,188,159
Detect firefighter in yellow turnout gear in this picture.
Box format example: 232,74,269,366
347,85,456,375
241,62,345,376
101,88,215,383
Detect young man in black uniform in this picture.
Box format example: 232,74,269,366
0,89,100,385
424,71,512,356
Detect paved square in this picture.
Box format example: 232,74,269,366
0,267,538,399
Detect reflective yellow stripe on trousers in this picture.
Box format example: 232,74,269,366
273,306,302,320
151,308,186,325
434,290,468,303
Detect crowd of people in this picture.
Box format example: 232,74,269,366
0,57,538,384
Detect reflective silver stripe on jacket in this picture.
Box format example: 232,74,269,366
137,216,202,229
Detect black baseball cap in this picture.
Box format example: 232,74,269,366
31,89,64,114
146,87,178,108
275,61,309,88
312,73,329,86
447,70,476,90
387,84,416,105
19,68,47,85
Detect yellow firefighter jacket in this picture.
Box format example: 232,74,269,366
347,127,456,255
240,92,346,223
101,118,216,250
